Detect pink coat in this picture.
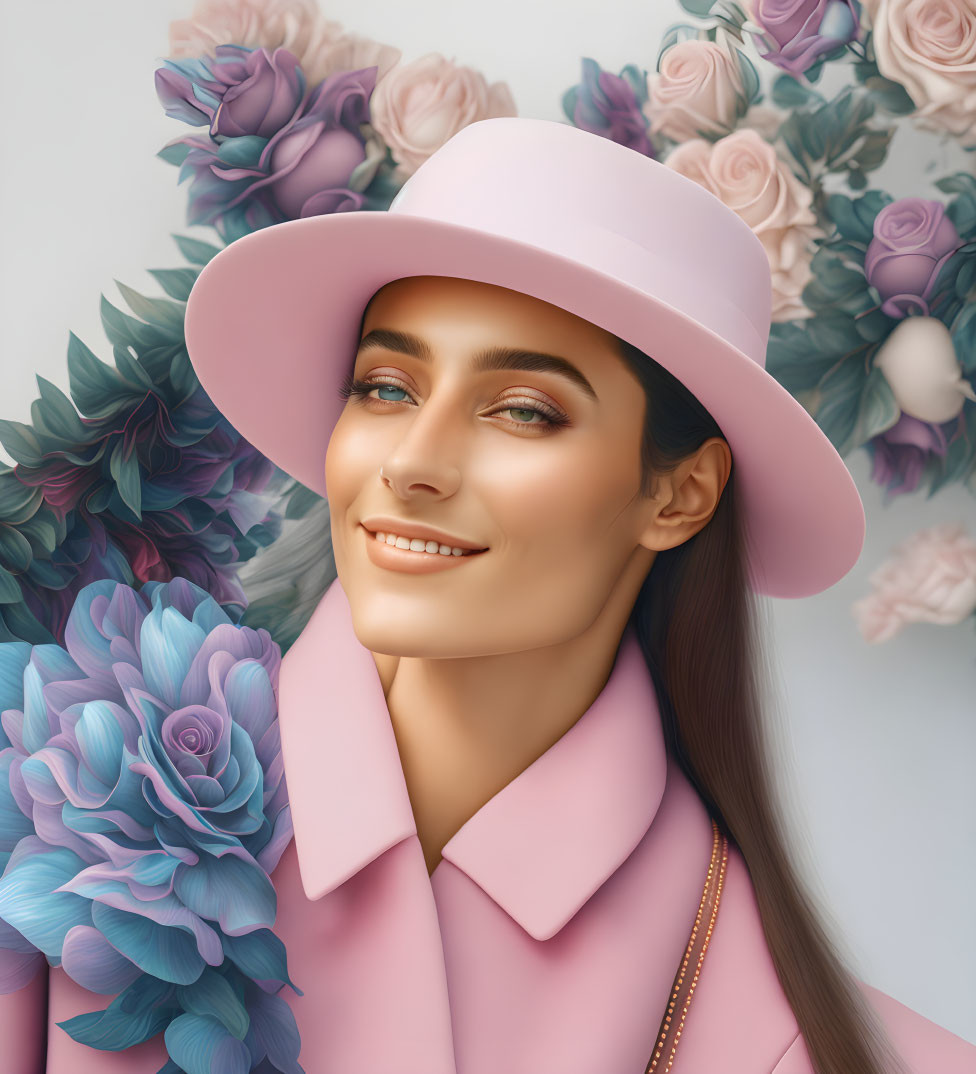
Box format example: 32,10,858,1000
2,578,974,1072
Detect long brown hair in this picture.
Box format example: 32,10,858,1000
616,337,907,1074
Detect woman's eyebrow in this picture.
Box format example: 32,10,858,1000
356,328,598,402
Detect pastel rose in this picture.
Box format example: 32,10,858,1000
852,523,976,642
665,129,823,320
864,197,962,317
644,41,746,142
168,0,402,95
368,53,518,180
861,0,976,147
744,0,861,76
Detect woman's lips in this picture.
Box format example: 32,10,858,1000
361,525,487,574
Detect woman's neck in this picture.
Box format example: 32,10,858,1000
371,581,644,876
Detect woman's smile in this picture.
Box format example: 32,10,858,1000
361,523,488,574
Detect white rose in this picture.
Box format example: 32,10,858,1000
369,53,517,180
862,0,976,147
644,40,747,143
665,129,823,321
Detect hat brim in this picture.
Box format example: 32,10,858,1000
184,210,864,599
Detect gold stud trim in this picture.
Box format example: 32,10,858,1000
645,817,729,1073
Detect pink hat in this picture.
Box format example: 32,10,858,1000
183,116,864,599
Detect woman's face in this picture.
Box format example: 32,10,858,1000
325,274,672,659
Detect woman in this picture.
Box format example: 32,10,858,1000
3,117,974,1072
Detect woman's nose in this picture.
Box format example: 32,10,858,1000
378,398,463,501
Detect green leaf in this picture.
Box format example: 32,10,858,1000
112,346,157,392
825,193,874,244
0,476,42,526
18,512,58,554
560,85,578,124
30,376,87,441
100,295,169,350
816,354,868,455
109,441,143,520
771,72,822,110
67,332,120,416
215,134,267,168
157,139,192,167
0,563,22,604
803,249,870,313
767,321,845,393
114,281,186,337
851,364,900,446
952,303,976,374
0,420,43,466
677,0,718,15
172,234,224,266
734,48,760,110
0,524,32,573
147,267,200,302
853,307,894,343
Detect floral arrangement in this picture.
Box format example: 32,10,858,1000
1,0,975,1066
0,575,302,1073
852,522,976,642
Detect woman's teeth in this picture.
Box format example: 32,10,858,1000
374,531,477,556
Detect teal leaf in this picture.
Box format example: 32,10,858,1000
172,234,224,266
771,72,823,110
853,307,894,343
100,295,169,350
109,441,142,520
0,523,32,572
164,1012,250,1074
148,268,200,303
803,249,869,312
89,901,208,986
220,929,301,996
0,562,24,603
816,355,868,455
215,135,268,168
157,140,193,168
677,0,718,15
115,281,187,336
0,419,43,466
734,48,760,110
175,967,250,1040
851,365,900,446
66,332,118,416
58,975,179,1050
0,843,92,956
952,303,976,374
931,411,976,494
30,376,87,442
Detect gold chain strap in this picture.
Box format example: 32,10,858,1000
645,818,729,1073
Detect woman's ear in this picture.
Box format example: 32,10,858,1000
638,437,732,552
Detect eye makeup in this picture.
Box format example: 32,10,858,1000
337,373,572,432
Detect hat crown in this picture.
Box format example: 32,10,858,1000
387,117,772,366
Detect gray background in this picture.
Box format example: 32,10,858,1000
1,0,974,1044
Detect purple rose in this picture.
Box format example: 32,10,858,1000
751,0,861,77
569,57,655,157
155,44,305,140
864,198,962,318
869,412,948,496
178,65,378,233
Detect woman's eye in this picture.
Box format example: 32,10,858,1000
374,384,410,402
337,375,569,432
502,407,546,424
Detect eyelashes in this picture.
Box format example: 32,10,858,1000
336,374,571,431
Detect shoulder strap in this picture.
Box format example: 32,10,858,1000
645,817,729,1073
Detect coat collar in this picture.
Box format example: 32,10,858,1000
277,578,669,941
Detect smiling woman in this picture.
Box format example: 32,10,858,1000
5,115,973,1074
181,117,974,1074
